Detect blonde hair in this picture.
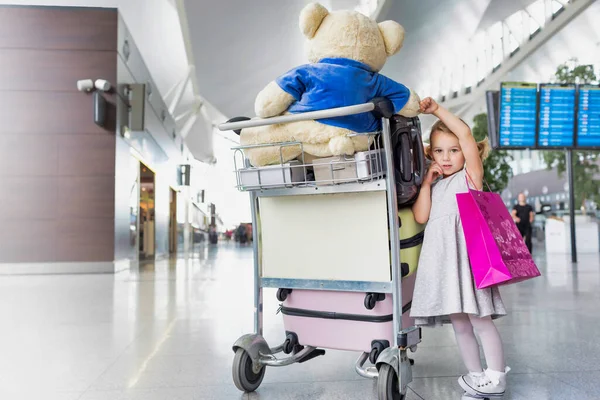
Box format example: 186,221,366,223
424,119,491,161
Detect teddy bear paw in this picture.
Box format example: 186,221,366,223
328,136,355,156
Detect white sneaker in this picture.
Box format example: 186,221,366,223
485,367,510,386
458,369,506,398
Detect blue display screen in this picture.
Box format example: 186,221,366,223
537,85,576,147
499,83,537,147
577,85,600,147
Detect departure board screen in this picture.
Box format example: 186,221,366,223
537,84,576,147
499,82,537,147
577,85,600,147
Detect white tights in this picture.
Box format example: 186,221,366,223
450,313,505,373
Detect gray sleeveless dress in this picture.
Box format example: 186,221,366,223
410,169,506,326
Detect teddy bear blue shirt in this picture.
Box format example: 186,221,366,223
276,57,411,133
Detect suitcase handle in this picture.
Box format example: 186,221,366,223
412,128,425,186
399,133,413,183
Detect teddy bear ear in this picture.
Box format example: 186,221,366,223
378,20,405,56
299,2,329,39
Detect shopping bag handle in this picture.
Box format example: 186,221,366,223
465,169,492,192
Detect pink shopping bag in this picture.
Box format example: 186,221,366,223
456,176,541,290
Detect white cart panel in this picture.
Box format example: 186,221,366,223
260,191,391,282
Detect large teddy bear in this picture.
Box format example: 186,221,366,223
239,2,420,167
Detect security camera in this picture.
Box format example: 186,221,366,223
76,79,94,92
95,79,112,92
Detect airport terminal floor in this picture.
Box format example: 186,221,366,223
2,242,600,400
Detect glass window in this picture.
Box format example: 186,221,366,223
474,32,487,81
507,28,519,54
440,68,451,96
526,0,545,31
464,57,476,88
489,22,503,68
451,62,464,92
505,10,524,44
551,0,564,15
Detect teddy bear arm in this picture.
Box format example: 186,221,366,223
397,88,421,118
376,75,421,118
254,81,296,118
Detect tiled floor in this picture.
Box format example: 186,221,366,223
1,242,599,399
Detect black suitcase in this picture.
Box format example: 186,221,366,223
388,116,425,206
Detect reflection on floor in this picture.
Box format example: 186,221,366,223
0,242,599,399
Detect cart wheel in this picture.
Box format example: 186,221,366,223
377,364,405,400
365,294,377,310
232,348,265,392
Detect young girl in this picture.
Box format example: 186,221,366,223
410,97,509,398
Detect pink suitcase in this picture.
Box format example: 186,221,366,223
279,273,416,354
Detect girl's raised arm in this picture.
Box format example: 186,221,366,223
422,98,484,189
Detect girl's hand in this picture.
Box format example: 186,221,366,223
424,162,443,185
419,97,439,114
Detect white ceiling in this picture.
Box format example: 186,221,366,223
181,0,312,119
182,0,497,118
506,1,600,83
3,0,599,163
180,0,600,123
476,0,538,31
379,0,491,93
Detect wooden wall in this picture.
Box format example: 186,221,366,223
0,6,118,263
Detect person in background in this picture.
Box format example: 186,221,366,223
209,225,219,244
511,193,534,253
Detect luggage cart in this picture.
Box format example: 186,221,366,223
219,98,422,400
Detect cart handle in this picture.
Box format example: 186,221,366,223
218,98,395,132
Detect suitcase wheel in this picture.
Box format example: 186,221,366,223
364,293,386,310
369,340,389,364
283,332,299,354
276,288,293,302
